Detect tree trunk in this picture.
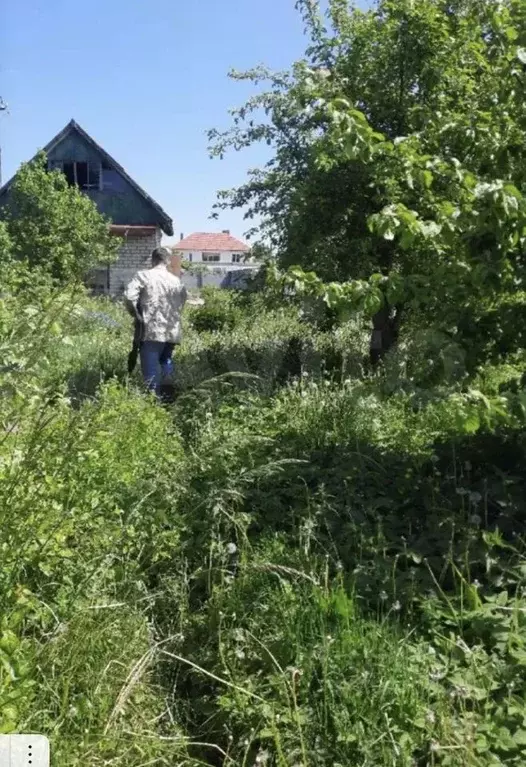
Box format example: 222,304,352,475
369,303,404,367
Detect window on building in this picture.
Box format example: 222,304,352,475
232,253,244,263
76,162,88,189
188,253,193,262
202,252,220,263
62,162,76,186
56,161,101,190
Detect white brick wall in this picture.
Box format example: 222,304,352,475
116,230,162,268
178,248,250,266
109,229,162,295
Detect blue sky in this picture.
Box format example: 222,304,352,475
1,0,321,245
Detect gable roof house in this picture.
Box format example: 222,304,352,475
0,119,173,294
176,231,250,269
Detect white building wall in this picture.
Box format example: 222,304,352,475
178,248,248,268
110,229,163,294
88,229,161,295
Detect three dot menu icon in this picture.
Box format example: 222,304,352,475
0,735,49,766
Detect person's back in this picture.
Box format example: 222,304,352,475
124,247,187,396
133,264,186,344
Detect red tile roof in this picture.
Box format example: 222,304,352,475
176,232,250,252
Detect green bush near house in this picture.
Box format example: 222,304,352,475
2,153,117,284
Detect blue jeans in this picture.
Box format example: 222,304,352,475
140,341,175,396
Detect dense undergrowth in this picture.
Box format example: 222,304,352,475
1,280,525,766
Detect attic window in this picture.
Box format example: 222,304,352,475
76,162,88,188
58,161,101,190
63,162,75,186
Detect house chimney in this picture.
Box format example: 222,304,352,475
180,232,184,240
222,229,230,235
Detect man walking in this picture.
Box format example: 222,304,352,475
124,247,187,397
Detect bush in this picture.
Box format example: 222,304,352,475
3,153,118,283
189,286,244,332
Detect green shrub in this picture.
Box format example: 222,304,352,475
4,154,118,283
189,286,244,332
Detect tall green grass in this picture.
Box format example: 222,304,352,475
1,284,525,765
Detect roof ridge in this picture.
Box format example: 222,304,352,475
0,119,174,236
176,231,250,251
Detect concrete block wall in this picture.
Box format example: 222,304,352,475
86,267,110,295
181,266,260,291
109,229,162,295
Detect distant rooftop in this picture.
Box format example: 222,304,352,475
176,231,250,252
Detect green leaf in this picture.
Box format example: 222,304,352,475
421,170,433,189
456,409,480,435
0,706,18,727
0,632,20,656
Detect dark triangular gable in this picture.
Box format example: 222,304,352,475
0,119,174,236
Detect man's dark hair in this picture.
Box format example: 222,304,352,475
151,247,172,266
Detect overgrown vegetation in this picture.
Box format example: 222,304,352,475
1,274,526,765
1,153,117,282
211,0,526,364
1,0,526,765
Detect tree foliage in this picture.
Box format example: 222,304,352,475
0,220,13,270
3,153,118,283
210,0,526,368
250,240,274,263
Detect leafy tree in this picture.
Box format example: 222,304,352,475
211,0,526,367
250,241,274,263
3,153,118,284
0,220,12,269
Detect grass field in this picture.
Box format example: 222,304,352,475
1,283,525,766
